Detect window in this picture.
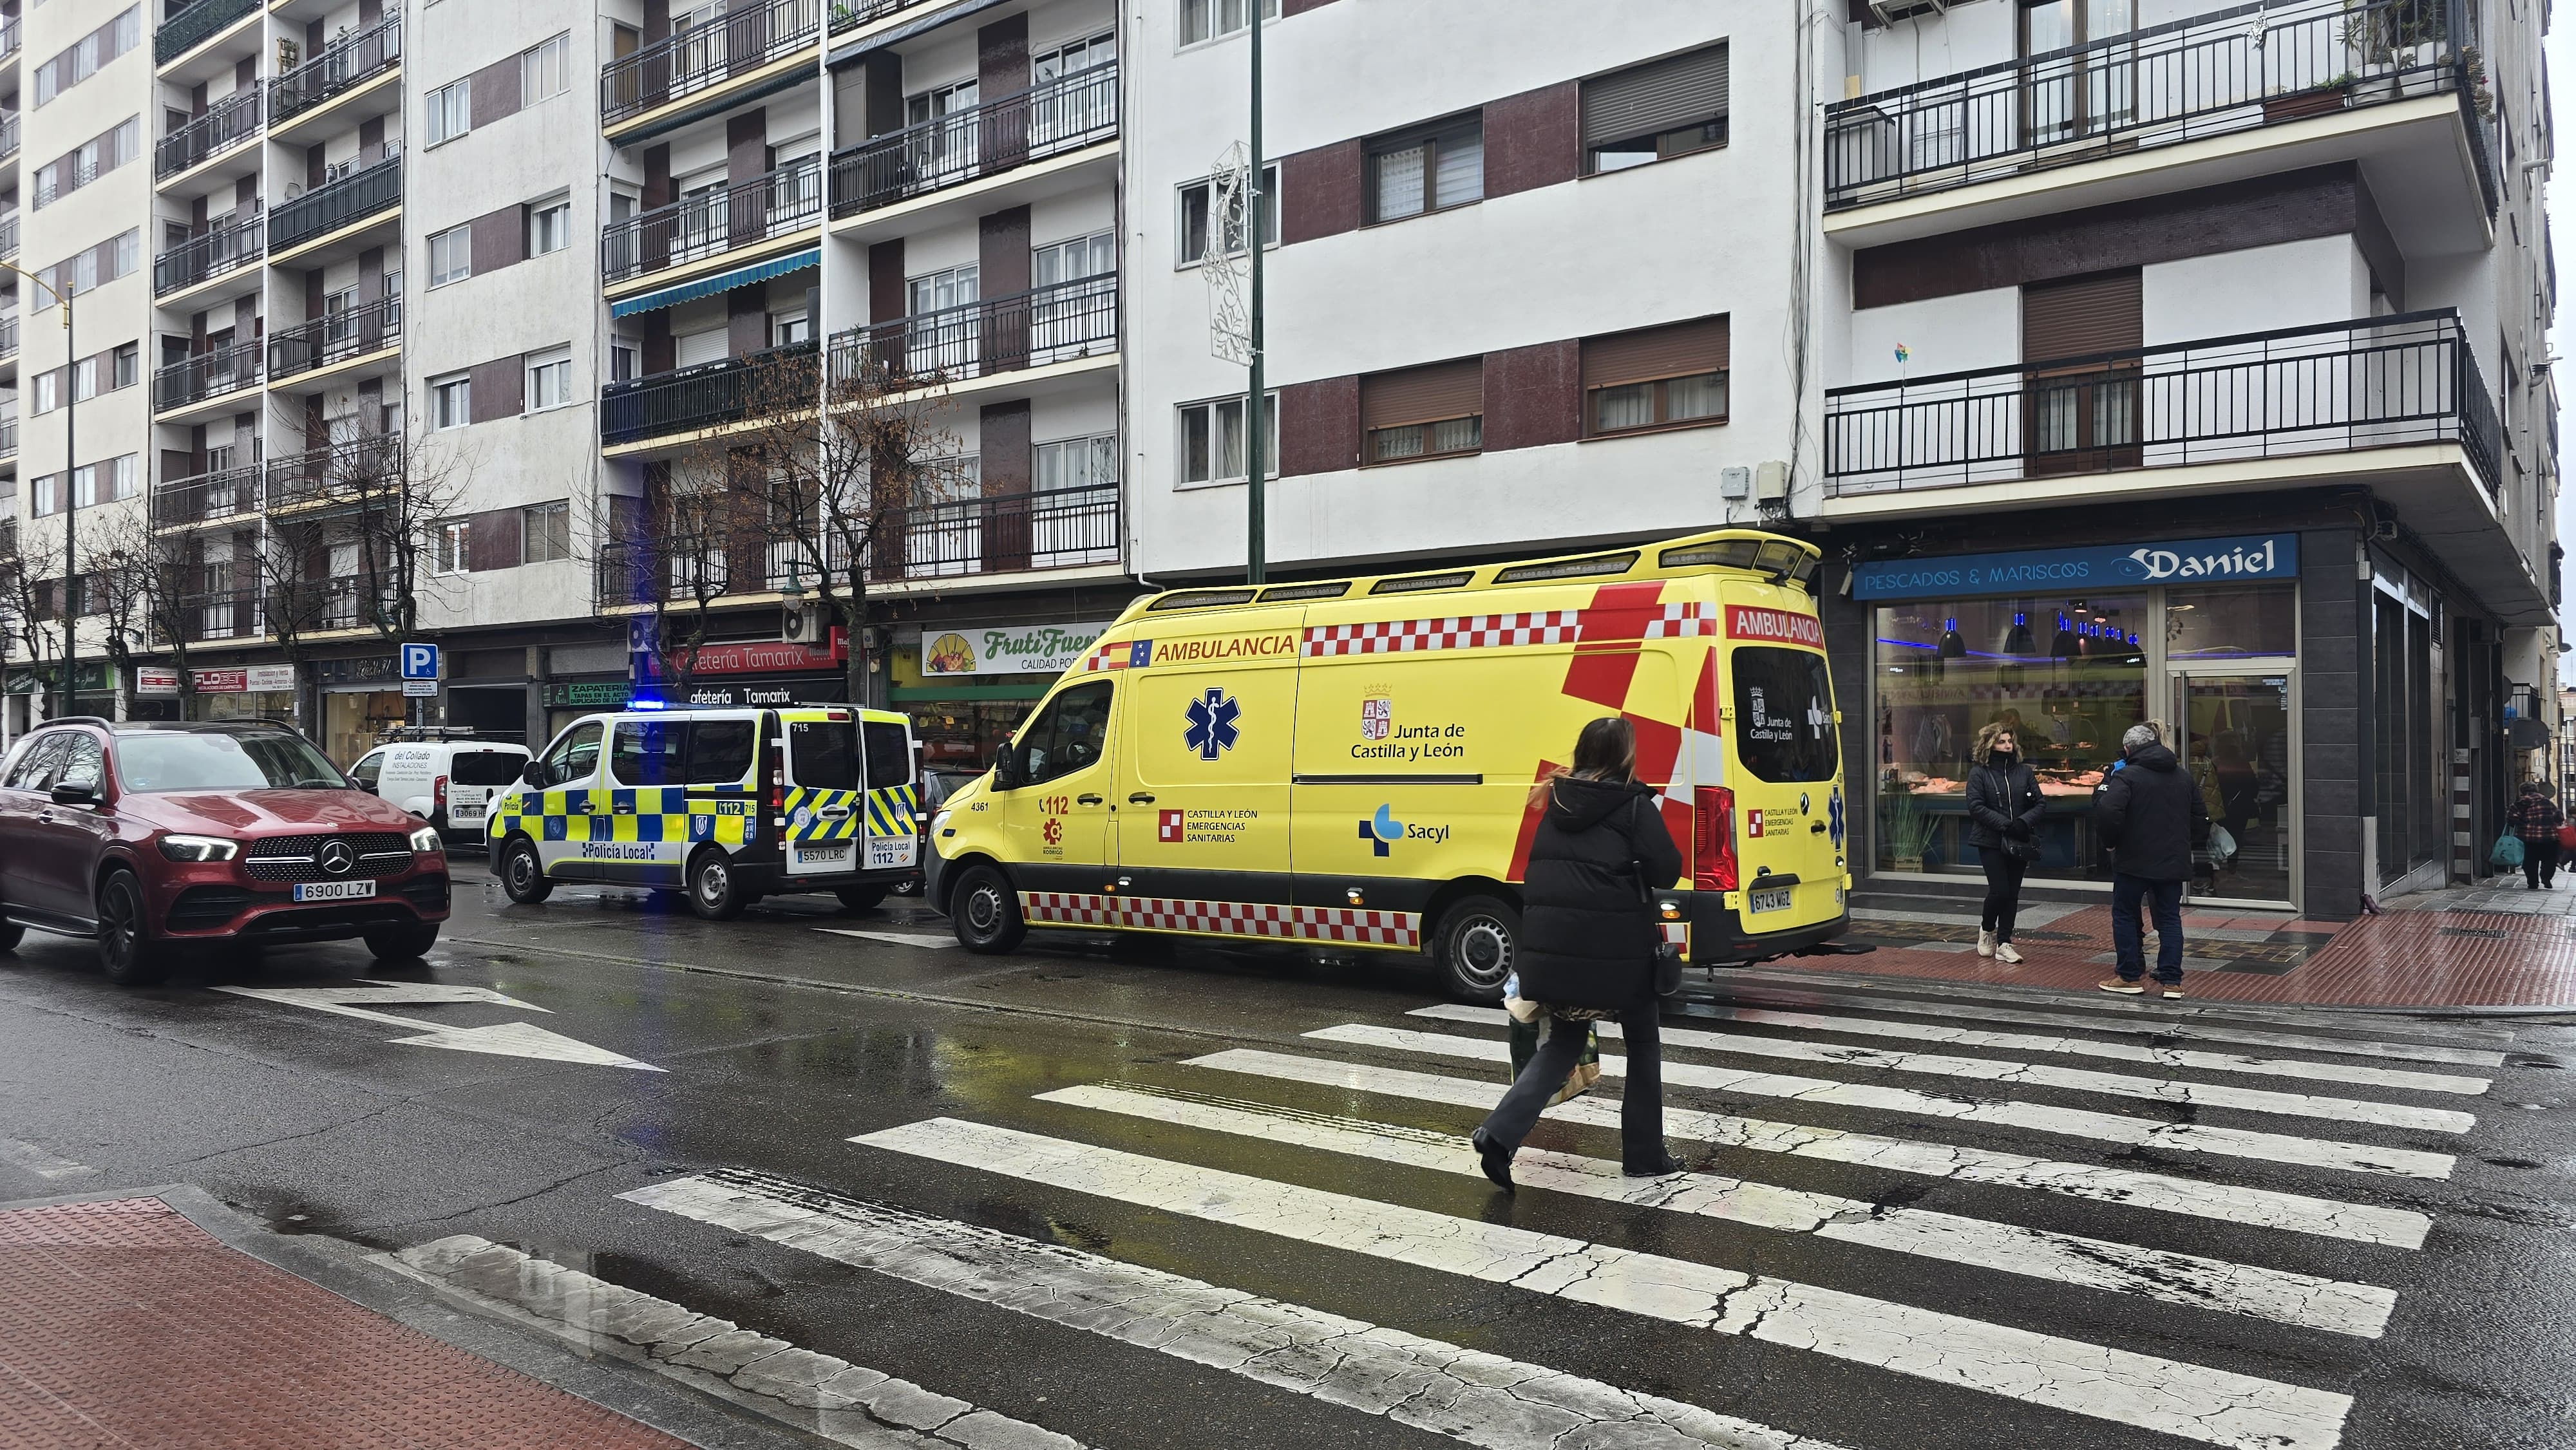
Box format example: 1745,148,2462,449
426,79,471,147
30,473,58,516
428,226,471,288
1732,648,1838,783
864,722,911,789
1177,164,1276,265
1037,433,1118,492
434,520,471,574
533,720,603,787
1034,231,1115,286
1582,316,1729,435
1016,681,1113,785
521,34,571,103
611,719,690,786
1367,115,1483,223
348,751,386,791
771,312,810,347
33,8,138,108
907,263,978,317
71,455,137,507
31,372,57,415
526,198,571,256
1178,394,1275,485
610,335,640,382
108,341,138,391
523,501,572,562
1583,42,1729,174
686,719,756,784
1177,0,1275,47
524,348,573,411
430,373,471,429
34,118,141,208
787,719,860,789
1361,359,1484,464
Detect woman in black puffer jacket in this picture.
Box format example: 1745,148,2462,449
1472,717,1683,1193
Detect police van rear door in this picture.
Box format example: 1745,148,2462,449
782,710,866,876
859,716,920,872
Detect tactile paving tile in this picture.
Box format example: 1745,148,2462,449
0,1197,689,1450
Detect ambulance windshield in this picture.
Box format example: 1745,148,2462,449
1730,648,1838,782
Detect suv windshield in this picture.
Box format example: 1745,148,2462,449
114,732,348,792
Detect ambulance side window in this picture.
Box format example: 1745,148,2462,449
535,722,603,787
687,719,756,784
862,722,911,789
611,720,691,786
1021,681,1112,787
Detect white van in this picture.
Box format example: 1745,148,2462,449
349,735,533,846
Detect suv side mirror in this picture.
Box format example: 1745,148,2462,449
50,779,97,806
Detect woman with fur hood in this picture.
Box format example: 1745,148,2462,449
1965,718,2045,963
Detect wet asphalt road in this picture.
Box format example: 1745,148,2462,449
3,860,2575,1450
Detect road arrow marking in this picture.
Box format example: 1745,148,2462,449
812,928,957,948
214,983,663,1071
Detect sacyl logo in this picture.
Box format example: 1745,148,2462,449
2126,538,2279,581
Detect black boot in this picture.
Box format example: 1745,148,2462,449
1470,1128,1515,1195
1622,1151,1685,1178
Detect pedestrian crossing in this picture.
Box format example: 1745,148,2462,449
617,979,2505,1450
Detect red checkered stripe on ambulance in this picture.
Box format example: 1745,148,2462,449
1019,893,1421,946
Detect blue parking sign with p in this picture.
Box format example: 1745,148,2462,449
401,643,440,681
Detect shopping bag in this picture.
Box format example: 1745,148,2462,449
2555,823,2576,853
2206,824,2237,867
1506,1015,1602,1106
2492,834,2527,868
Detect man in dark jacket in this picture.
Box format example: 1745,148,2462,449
2093,722,2210,999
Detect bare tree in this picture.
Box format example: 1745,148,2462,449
267,415,473,645
82,509,214,717
0,550,62,717
77,511,153,712
584,460,744,702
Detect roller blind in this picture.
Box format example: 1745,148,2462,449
1581,43,1728,147
1582,315,1728,389
1361,357,1484,429
2022,270,2141,364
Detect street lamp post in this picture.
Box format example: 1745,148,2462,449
0,263,72,721
1244,1,1266,585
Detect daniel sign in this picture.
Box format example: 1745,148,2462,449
1851,533,2300,601
920,621,1112,677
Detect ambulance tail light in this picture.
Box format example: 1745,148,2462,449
1693,787,1737,892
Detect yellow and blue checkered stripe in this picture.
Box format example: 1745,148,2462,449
492,786,761,849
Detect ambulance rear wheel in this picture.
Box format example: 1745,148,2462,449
1433,895,1519,1003
500,838,552,904
686,848,748,921
951,865,1025,954
834,887,887,912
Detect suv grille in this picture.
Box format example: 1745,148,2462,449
243,833,413,883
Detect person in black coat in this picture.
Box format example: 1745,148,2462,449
1472,717,1685,1193
1965,719,2043,965
2092,722,2211,999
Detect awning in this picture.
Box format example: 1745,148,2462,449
611,247,820,318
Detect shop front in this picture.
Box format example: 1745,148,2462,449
187,664,300,727
314,655,410,765
5,661,116,735
893,618,1113,770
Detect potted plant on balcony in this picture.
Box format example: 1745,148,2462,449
1883,788,1937,873
2264,72,2358,123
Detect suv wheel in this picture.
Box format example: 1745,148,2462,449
364,921,441,962
500,838,552,904
834,886,887,912
1432,894,1519,1003
687,848,748,921
949,864,1025,954
96,871,168,986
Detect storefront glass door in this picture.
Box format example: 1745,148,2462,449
2170,668,2296,907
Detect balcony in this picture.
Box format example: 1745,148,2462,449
155,0,259,67
155,206,263,297
0,112,17,164
268,296,401,382
177,589,262,644
266,433,402,511
1825,0,2494,244
830,62,1117,221
601,339,818,448
270,15,399,127
0,314,17,362
830,0,936,33
270,155,400,256
602,156,820,287
153,464,263,529
826,276,1117,391
156,88,260,179
153,339,264,415
600,0,820,133
0,17,17,63
0,415,15,459
0,214,19,261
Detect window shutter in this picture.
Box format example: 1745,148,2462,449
1361,357,1484,430
1582,315,1728,389
2021,270,2142,363
1581,43,1728,148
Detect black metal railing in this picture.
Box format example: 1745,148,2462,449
1823,309,2499,496
155,205,263,296
830,62,1117,218
155,0,258,65
0,315,17,361
267,295,401,381
1826,0,2479,211
178,589,262,643
0,216,20,261
153,339,263,412
270,156,400,253
266,433,402,509
0,18,17,62
153,464,263,527
829,0,936,33
602,156,821,283
601,0,820,127
0,113,18,165
601,339,818,447
0,417,16,458
827,276,1117,386
270,15,401,125
155,88,259,178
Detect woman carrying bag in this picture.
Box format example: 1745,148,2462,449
1965,720,2044,963
1472,717,1685,1194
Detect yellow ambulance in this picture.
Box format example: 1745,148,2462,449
923,529,1852,997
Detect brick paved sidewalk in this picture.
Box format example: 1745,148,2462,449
0,1195,692,1450
1761,885,2576,1010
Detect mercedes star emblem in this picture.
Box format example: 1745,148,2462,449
317,840,355,876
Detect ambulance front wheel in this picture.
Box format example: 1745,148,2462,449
1433,895,1520,1003
950,865,1025,954
500,838,552,904
687,847,750,921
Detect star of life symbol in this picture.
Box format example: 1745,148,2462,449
1361,697,1391,740
1204,142,1255,366
1184,688,1242,762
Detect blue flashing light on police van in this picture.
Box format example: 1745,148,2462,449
627,697,668,711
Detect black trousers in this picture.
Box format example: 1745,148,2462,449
1980,849,2027,941
1479,1003,1665,1169
2526,838,2562,888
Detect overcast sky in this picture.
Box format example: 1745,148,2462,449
2553,19,2575,683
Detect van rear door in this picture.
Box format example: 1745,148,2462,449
782,712,866,876
859,718,920,871
1722,616,1845,934
447,749,524,829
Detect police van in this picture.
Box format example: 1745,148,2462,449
488,703,921,919
925,528,1854,998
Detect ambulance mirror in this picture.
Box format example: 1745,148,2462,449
992,744,1027,789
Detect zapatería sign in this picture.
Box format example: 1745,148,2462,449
1725,606,1825,648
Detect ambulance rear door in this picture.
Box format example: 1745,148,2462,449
1719,591,1846,934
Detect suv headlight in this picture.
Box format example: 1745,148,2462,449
158,835,240,862
410,825,444,853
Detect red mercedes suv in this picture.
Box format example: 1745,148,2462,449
0,719,450,984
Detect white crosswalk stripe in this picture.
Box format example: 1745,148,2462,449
852,1118,2354,1450
1725,967,2522,1044
1038,1081,2398,1337
1308,1022,2459,1179
1406,1003,2494,1095
1188,1048,2436,1248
